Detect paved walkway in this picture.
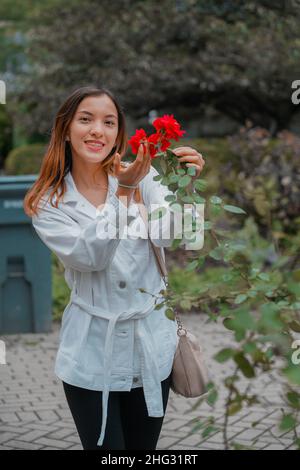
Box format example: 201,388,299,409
0,313,297,450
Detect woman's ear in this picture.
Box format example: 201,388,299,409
66,135,70,141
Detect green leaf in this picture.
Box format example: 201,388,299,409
169,174,179,184
181,195,195,203
210,205,222,216
149,206,167,220
209,247,224,261
210,196,222,205
223,317,235,331
295,438,300,450
214,348,235,363
223,205,247,215
235,330,246,341
227,402,242,416
258,272,270,282
193,194,206,203
243,342,258,355
202,425,218,438
223,309,256,335
164,194,177,202
258,303,284,332
165,308,175,321
233,352,255,378
191,420,206,432
187,166,196,176
287,282,300,296
283,364,300,385
286,391,300,409
194,179,207,191
185,260,199,272
234,294,248,304
178,175,192,188
248,290,258,298
206,389,218,406
169,202,182,212
279,414,296,431
154,302,165,310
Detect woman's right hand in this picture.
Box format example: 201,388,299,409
114,140,152,188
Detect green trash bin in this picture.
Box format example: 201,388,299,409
0,174,52,334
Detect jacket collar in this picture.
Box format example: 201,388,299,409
59,170,117,218
57,169,145,219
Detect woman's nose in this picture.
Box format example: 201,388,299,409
90,122,104,135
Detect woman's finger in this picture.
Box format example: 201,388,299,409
137,142,146,161
114,152,121,176
186,163,203,177
178,155,201,163
142,141,151,167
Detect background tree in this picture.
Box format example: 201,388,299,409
6,0,300,138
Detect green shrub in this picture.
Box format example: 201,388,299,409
5,143,46,175
177,130,300,239
173,136,233,182
52,254,70,322
225,126,300,237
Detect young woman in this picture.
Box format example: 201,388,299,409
24,86,205,450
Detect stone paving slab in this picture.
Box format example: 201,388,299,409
0,313,295,450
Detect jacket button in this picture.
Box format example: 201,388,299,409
119,281,126,288
133,377,139,383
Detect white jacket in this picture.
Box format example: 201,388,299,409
32,165,204,446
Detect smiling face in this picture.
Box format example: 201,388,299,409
67,94,119,166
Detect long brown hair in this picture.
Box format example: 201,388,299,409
24,86,129,217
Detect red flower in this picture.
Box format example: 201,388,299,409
128,128,148,155
147,133,160,158
152,114,186,141
160,137,171,152
128,114,185,159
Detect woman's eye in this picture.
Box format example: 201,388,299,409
79,118,115,125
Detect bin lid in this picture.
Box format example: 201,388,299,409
0,175,38,193
0,175,39,224
0,174,38,185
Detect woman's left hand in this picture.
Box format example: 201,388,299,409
172,146,205,178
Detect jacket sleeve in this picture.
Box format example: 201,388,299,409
32,192,136,272
144,165,205,250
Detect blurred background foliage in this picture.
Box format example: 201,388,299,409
0,0,299,319
1,0,300,145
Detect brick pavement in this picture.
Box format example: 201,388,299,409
0,313,297,450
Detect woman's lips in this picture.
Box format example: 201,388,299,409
85,142,105,152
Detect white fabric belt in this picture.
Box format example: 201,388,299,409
69,288,164,447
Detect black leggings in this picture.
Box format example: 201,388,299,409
62,374,171,450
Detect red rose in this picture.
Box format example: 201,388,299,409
128,114,185,159
146,133,159,158
128,128,148,155
152,114,186,141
